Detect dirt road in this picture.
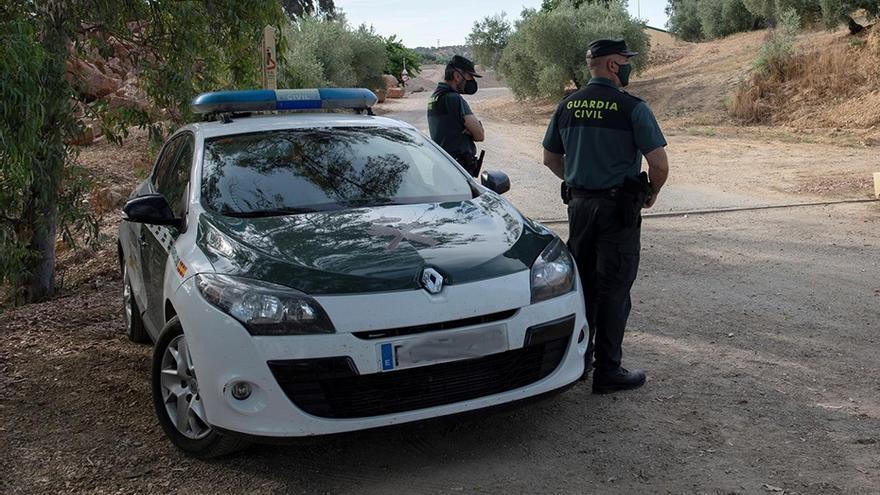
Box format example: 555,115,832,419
2,87,879,494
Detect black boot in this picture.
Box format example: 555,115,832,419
592,367,646,394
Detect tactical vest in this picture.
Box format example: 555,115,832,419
556,84,641,134
427,84,476,158
554,82,644,189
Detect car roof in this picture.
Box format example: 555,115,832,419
186,113,415,139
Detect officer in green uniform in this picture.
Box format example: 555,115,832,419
427,55,485,176
542,39,670,394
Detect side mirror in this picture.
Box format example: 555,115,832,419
122,194,182,229
480,170,510,195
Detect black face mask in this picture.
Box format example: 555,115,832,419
462,78,478,95
456,70,478,95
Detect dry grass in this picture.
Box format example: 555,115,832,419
731,26,880,127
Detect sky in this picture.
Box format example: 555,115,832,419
334,0,670,48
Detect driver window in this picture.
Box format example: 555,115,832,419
157,134,194,218
151,136,184,189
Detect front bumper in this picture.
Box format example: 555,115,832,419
174,270,587,437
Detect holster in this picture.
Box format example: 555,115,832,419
560,181,571,205
453,152,480,177
618,172,652,228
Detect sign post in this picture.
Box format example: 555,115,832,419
261,25,277,90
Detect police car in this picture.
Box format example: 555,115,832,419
117,88,587,457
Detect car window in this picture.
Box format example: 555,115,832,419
157,134,194,218
150,135,184,189
201,127,474,216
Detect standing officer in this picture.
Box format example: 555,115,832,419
427,55,485,176
542,39,669,394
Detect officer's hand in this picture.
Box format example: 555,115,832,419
644,192,657,209
462,128,472,136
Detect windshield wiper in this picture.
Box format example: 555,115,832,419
223,206,320,218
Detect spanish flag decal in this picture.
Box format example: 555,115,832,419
176,260,187,278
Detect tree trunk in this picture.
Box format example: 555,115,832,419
24,4,70,303
25,185,58,302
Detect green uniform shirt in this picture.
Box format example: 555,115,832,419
427,83,477,158
542,77,666,190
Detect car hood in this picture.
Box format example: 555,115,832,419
196,193,555,295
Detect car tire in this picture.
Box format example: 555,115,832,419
122,266,151,344
152,317,248,458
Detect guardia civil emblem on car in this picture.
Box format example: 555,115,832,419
421,267,444,294
116,88,587,458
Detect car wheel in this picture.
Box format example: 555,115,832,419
152,317,248,458
122,266,150,344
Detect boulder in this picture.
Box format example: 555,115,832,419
105,57,128,77
66,58,120,100
89,184,129,216
67,122,99,146
374,88,387,104
386,87,405,99
383,74,400,89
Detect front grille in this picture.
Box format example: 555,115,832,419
268,315,575,419
351,309,518,340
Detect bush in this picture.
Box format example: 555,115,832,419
280,16,387,89
754,8,800,77
497,0,648,99
729,9,801,122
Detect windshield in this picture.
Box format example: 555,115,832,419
201,126,473,216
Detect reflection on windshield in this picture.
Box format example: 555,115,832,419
201,127,473,216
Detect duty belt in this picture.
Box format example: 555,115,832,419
569,186,619,199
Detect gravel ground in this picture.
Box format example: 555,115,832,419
2,90,879,494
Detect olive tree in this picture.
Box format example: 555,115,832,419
467,13,512,69
498,0,648,99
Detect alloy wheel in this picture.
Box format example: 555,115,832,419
159,335,211,440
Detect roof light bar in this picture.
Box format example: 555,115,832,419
190,88,379,115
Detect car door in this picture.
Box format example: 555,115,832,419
129,135,184,327
141,133,193,333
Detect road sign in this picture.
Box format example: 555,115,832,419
262,25,277,90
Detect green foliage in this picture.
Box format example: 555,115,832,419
467,13,512,69
742,0,821,25
667,0,764,41
1,0,292,302
280,16,387,89
820,0,880,28
541,0,612,11
666,0,704,41
498,0,648,99
0,18,46,291
754,8,801,75
136,0,286,128
699,0,763,39
384,35,421,79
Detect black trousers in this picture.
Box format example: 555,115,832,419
567,197,641,372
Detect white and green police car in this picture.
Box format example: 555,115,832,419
117,88,587,457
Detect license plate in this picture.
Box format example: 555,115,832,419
378,324,508,372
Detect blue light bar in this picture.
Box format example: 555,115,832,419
190,88,379,114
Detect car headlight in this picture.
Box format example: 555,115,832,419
195,274,335,335
530,238,575,304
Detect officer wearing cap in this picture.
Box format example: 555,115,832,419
542,39,669,394
427,55,485,176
